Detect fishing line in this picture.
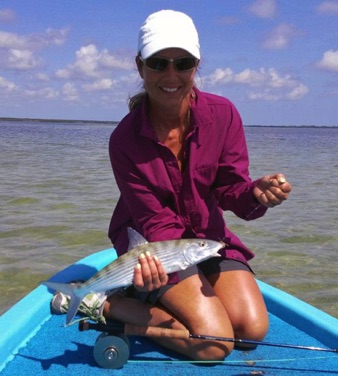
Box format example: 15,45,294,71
127,355,336,365
188,332,338,353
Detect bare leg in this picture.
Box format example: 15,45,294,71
104,273,234,360
207,270,269,348
104,270,268,360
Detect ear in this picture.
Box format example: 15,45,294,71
135,56,144,79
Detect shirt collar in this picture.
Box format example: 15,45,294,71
190,87,213,128
137,88,213,140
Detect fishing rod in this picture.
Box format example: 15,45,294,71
79,320,338,353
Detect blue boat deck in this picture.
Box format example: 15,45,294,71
1,249,337,375
1,311,337,375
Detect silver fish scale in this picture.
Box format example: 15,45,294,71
79,239,213,294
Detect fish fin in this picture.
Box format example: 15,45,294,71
127,227,148,251
42,281,86,326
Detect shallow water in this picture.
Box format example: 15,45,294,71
1,120,337,318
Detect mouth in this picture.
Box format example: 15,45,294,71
160,87,180,93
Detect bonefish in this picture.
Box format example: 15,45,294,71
43,228,224,325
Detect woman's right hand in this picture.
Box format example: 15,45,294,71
254,174,292,208
133,252,169,292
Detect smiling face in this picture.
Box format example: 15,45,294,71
136,48,199,113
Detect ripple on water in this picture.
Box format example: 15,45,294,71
59,230,108,247
0,225,70,240
0,269,51,315
280,234,334,244
8,197,40,205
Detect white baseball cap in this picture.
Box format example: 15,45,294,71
138,10,200,60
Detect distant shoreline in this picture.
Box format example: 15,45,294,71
0,117,118,125
0,117,337,128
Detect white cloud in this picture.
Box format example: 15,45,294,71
55,68,70,79
316,1,338,14
47,28,69,46
83,78,115,92
56,44,133,80
7,49,41,70
25,87,59,99
34,72,50,81
249,0,277,18
73,44,100,78
0,76,16,91
235,68,271,86
248,90,279,101
286,84,309,100
317,50,338,71
207,68,234,85
204,67,309,101
0,28,69,71
0,31,27,49
248,83,309,101
0,8,16,22
262,23,298,49
62,82,79,102
207,67,296,88
99,52,134,70
0,28,68,50
28,28,69,49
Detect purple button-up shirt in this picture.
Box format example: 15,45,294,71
108,88,267,268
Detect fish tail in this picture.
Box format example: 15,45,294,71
42,281,86,325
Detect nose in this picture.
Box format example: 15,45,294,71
164,61,178,76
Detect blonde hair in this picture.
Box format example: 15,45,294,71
128,91,147,112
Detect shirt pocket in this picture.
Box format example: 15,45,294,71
192,164,218,198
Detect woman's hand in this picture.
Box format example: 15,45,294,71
254,174,292,208
133,251,169,292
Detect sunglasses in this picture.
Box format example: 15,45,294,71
140,56,198,72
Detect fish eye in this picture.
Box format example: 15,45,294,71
199,241,206,247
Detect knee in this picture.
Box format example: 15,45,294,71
250,314,269,340
191,340,234,361
188,322,235,361
234,315,269,349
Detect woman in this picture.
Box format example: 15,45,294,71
104,10,292,361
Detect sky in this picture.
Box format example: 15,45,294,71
0,0,338,126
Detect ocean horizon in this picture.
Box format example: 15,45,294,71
1,116,337,128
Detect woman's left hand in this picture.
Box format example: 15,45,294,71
254,174,292,208
133,252,169,292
